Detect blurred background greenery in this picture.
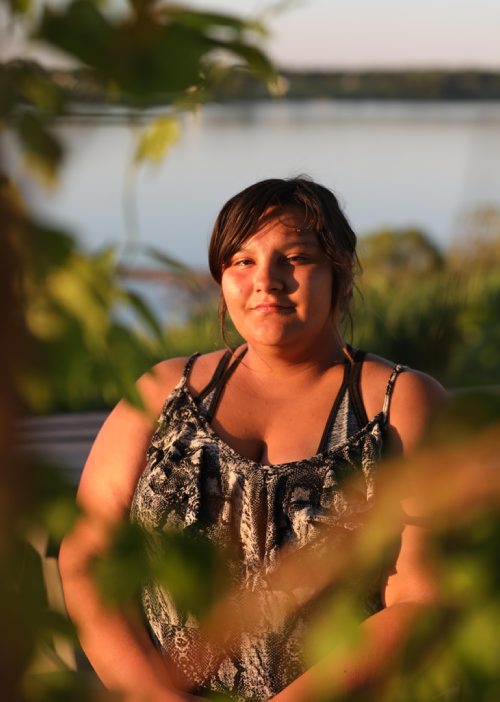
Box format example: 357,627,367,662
1,1,500,701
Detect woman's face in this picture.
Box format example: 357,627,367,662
220,210,336,351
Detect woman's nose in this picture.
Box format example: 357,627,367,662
254,259,285,292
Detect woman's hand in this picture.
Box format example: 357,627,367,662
267,601,430,702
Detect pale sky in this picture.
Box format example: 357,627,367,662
187,0,500,69
2,0,500,69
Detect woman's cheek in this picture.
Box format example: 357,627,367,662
221,279,240,324
223,273,247,303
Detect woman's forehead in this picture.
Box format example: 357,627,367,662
242,206,317,243
258,205,308,230
246,225,318,247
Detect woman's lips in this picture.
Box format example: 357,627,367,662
251,303,295,313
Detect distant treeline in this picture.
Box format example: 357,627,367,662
47,67,500,104
216,69,500,102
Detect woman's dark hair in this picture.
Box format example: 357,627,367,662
208,176,359,338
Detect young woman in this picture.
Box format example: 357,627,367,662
59,178,446,702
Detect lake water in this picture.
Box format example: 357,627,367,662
13,100,500,270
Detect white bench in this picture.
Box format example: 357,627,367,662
18,412,108,674
18,412,109,486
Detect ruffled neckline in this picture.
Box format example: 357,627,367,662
159,377,385,475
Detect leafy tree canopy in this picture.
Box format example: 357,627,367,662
358,227,444,285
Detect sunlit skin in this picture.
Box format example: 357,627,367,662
221,211,341,362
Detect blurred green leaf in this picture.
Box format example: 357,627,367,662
22,668,109,702
123,288,166,346
142,243,209,294
7,0,32,17
223,40,276,80
0,537,46,692
454,603,500,675
16,111,64,185
163,302,222,356
152,529,230,619
37,0,114,71
15,220,75,272
36,0,276,106
144,244,192,273
134,115,180,165
21,71,65,113
303,591,364,670
92,522,229,619
92,522,149,605
0,60,64,119
40,496,79,543
163,8,267,37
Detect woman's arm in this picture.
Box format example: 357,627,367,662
59,359,203,702
270,369,448,702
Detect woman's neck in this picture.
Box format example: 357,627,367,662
241,334,348,381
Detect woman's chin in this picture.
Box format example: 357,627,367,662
238,316,336,350
244,323,307,349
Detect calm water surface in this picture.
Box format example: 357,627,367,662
12,100,500,270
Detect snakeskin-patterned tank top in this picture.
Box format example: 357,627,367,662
130,347,405,701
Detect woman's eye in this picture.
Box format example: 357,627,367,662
233,258,253,267
286,254,308,264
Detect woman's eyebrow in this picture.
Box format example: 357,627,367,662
231,246,251,255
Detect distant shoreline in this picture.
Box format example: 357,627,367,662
213,69,500,103
23,63,500,106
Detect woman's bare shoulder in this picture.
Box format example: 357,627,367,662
185,348,233,395
140,349,230,415
136,355,192,420
363,351,446,401
71,351,230,525
361,351,448,453
74,356,186,518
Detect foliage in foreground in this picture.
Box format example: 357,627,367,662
12,394,500,702
2,3,500,702
1,2,275,700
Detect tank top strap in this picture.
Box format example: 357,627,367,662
317,347,369,453
346,347,369,428
316,354,351,453
204,346,248,423
381,364,407,424
196,349,233,403
182,352,201,380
